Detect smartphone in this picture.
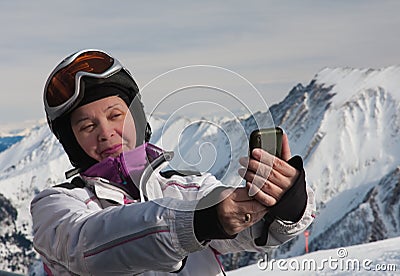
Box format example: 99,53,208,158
249,127,283,158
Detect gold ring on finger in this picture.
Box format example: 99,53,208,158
244,213,252,223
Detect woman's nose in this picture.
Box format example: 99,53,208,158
97,122,115,141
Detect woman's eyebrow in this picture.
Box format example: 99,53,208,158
72,103,124,125
72,116,91,125
104,103,122,112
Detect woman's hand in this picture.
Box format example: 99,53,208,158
238,134,299,207
216,188,268,236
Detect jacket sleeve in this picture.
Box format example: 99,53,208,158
30,187,205,275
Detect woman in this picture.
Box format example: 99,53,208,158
31,49,315,275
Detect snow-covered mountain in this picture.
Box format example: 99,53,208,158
0,121,71,274
277,67,400,258
0,65,399,274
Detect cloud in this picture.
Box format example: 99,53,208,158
0,1,399,124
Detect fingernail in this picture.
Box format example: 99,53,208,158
239,156,248,165
252,148,260,158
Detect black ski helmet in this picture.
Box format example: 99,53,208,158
44,49,151,173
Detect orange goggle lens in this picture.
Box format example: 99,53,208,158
46,51,114,107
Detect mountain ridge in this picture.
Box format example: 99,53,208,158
0,65,399,274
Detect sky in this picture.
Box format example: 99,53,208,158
0,0,400,126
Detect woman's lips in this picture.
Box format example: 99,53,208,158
101,144,122,157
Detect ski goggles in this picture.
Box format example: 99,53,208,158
44,49,126,121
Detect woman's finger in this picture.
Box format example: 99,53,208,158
240,159,293,190
248,149,298,179
246,182,279,206
281,133,292,161
239,169,285,200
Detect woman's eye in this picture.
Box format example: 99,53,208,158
81,124,95,131
111,112,123,119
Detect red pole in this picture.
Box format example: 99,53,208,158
304,230,309,253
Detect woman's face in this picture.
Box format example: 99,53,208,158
70,96,136,161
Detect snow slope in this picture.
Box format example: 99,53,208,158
228,236,400,276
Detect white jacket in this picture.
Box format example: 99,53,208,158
31,152,315,275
